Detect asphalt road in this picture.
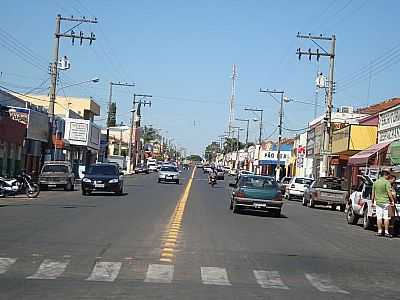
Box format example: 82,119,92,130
0,167,399,299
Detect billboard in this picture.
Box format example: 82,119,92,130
64,118,100,150
8,107,48,143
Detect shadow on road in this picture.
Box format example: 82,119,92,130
236,209,288,219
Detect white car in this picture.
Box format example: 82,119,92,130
287,176,314,200
148,163,158,172
158,165,180,184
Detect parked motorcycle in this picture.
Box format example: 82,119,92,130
0,172,40,198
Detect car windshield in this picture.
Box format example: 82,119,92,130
161,166,178,172
239,176,277,189
87,165,118,175
315,177,346,190
42,165,68,173
295,178,313,185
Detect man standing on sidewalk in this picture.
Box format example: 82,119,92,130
372,169,395,238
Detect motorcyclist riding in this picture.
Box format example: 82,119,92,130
208,166,217,184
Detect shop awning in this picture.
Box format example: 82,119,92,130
348,142,390,166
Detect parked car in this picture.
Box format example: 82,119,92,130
303,177,348,211
229,175,283,217
158,165,180,184
134,164,149,174
286,176,314,200
346,175,400,232
81,163,124,196
39,161,75,191
216,168,225,180
279,176,292,196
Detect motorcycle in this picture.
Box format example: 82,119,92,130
209,175,217,187
0,172,40,198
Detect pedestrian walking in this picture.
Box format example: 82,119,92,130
372,168,395,238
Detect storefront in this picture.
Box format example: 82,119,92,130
0,107,26,177
64,118,100,176
259,145,292,179
8,107,49,177
331,124,377,177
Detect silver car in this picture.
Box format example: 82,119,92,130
158,165,180,184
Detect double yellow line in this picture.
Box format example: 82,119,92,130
160,167,196,263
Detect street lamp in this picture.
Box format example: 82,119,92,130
61,77,100,89
231,126,244,171
244,108,263,174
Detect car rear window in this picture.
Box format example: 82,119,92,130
42,165,68,173
239,176,277,189
161,166,178,172
295,178,313,185
87,165,118,175
282,177,292,184
315,177,346,190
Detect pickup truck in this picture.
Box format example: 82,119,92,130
39,161,75,191
346,175,400,232
302,177,348,211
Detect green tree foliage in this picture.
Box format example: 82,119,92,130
142,126,161,144
187,155,202,162
223,138,245,154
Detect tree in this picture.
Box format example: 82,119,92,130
204,142,220,161
187,155,202,162
142,126,161,144
223,138,245,154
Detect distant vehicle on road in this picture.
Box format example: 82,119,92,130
229,175,283,217
279,176,292,196
158,165,180,184
39,161,75,191
148,163,158,172
134,164,149,174
286,176,313,200
81,163,124,196
216,168,225,180
303,177,348,211
203,165,212,174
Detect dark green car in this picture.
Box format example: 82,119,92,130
229,175,283,217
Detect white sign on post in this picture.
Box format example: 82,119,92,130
69,122,88,142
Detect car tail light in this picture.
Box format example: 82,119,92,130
235,191,245,198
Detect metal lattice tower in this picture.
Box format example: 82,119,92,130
228,64,237,138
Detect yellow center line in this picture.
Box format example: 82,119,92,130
159,167,196,263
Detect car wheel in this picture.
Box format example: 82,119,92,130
339,204,346,212
229,199,233,210
158,179,161,183
331,204,337,211
40,185,48,191
346,204,359,225
176,180,179,184
302,196,307,206
82,189,87,196
363,208,372,230
116,185,123,196
287,193,291,201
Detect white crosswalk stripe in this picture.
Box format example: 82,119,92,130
305,273,349,294
253,270,289,290
201,267,231,286
0,257,17,274
86,262,122,282
27,259,70,280
144,264,174,283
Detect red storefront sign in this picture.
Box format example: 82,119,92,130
0,116,26,144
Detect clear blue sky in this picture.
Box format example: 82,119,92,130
0,0,399,155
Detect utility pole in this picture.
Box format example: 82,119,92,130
244,108,263,174
231,126,243,171
296,33,336,177
259,89,285,181
106,82,135,159
128,93,152,173
228,64,238,138
49,14,97,159
235,118,250,170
